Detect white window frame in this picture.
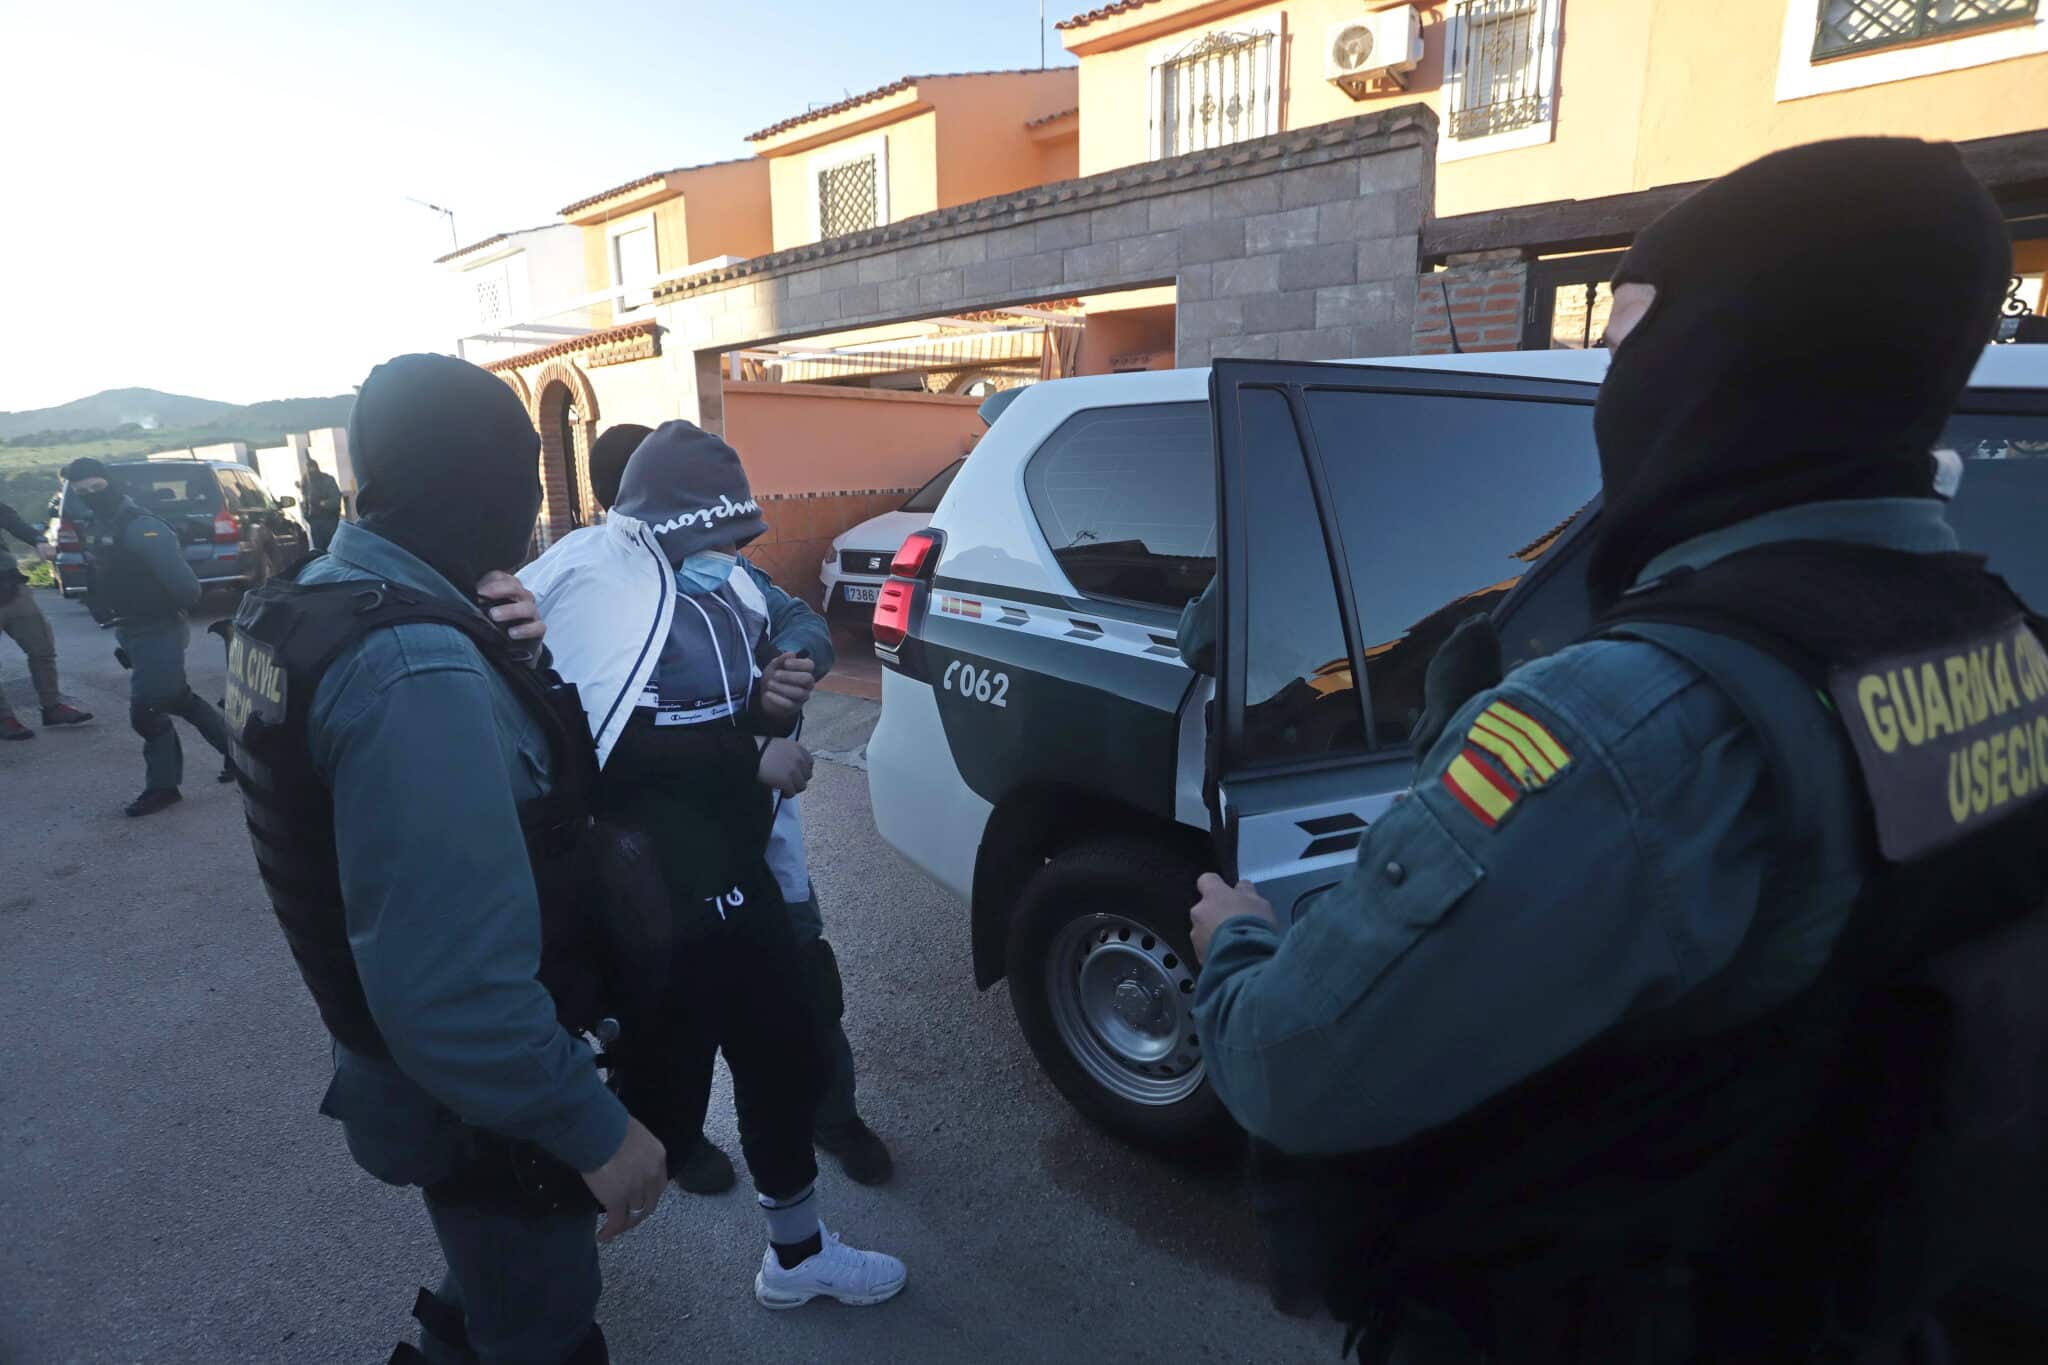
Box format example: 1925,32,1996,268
1438,0,1565,165
1146,19,1284,162
607,211,659,317
1776,0,2048,101
809,133,890,243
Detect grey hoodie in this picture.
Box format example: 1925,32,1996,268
612,421,768,564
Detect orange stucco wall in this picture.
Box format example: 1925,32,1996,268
929,71,1083,211
1067,0,2048,217
1077,304,1177,374
721,381,982,497
673,160,774,262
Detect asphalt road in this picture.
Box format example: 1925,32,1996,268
0,588,1325,1364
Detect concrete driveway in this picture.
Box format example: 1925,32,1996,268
0,587,1325,1363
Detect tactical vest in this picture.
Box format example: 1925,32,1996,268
90,504,184,622
225,566,606,1061
1316,541,2048,1364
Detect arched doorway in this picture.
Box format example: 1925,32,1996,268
528,360,599,548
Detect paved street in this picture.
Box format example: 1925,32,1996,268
0,587,1324,1364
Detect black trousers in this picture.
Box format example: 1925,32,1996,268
617,866,822,1202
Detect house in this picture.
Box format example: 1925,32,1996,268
437,225,592,365
1055,0,2048,351
747,69,1080,253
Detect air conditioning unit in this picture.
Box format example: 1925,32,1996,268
1327,6,1424,98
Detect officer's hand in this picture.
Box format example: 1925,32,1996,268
757,737,814,796
758,652,817,722
1191,872,1278,963
476,570,545,644
582,1115,667,1244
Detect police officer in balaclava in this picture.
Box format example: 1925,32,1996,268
224,354,666,1363
1187,138,2046,1362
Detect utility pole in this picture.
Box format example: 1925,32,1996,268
405,196,459,250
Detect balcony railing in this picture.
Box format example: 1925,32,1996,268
1446,0,1550,142
1156,29,1278,159
1813,0,2037,60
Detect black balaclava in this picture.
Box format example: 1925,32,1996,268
589,423,652,513
61,457,125,517
612,421,768,566
1589,138,2010,607
347,354,542,593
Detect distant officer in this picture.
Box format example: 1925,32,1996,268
62,457,230,816
226,355,664,1364
301,461,346,552
0,497,91,739
1190,139,2047,1362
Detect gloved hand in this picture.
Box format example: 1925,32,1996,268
1408,614,1502,757
113,646,132,670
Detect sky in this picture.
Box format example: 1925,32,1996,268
0,0,1076,413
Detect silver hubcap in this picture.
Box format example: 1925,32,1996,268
1046,912,1203,1106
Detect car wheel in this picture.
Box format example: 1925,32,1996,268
1006,836,1234,1151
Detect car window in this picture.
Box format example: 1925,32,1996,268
1238,387,1365,765
230,471,272,510
900,460,964,514
1023,402,1214,609
1304,390,1601,748
1943,407,2048,608
108,465,223,520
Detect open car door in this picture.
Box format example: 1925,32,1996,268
1205,359,1603,923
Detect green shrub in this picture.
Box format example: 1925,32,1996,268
19,557,54,589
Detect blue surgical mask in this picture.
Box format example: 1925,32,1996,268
675,550,738,595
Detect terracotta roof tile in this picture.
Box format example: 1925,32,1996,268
1055,0,1165,31
434,233,508,265
557,158,754,218
746,69,1064,144
1026,106,1080,129
482,320,663,374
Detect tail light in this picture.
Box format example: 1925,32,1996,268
213,509,240,544
872,581,915,648
873,530,944,649
56,520,80,551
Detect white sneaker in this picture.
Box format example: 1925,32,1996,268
754,1226,907,1309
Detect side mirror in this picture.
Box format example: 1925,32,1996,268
276,496,297,510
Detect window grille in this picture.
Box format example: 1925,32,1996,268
1155,30,1278,159
1446,0,1551,142
475,275,508,328
818,156,880,239
1814,0,2036,60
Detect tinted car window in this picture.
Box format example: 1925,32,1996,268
901,460,964,514
1239,387,1364,764
1305,390,1600,747
1942,408,2048,608
1024,402,1214,609
106,464,223,520
226,470,270,510
1490,404,2048,670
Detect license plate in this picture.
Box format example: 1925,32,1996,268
843,585,880,605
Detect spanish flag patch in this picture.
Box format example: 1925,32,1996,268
1440,701,1573,830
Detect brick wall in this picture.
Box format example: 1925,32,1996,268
1414,252,1529,355
746,488,919,607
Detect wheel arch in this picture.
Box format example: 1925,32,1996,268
970,782,1213,989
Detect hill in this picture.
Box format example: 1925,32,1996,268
0,388,236,440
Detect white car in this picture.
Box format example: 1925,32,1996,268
818,459,964,616
864,344,2048,1152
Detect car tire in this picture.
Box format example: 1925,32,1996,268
1006,836,1234,1152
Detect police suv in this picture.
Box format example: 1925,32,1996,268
866,346,2048,1152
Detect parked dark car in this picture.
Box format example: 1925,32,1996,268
51,457,307,599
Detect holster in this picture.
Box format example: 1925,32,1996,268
423,1129,599,1218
